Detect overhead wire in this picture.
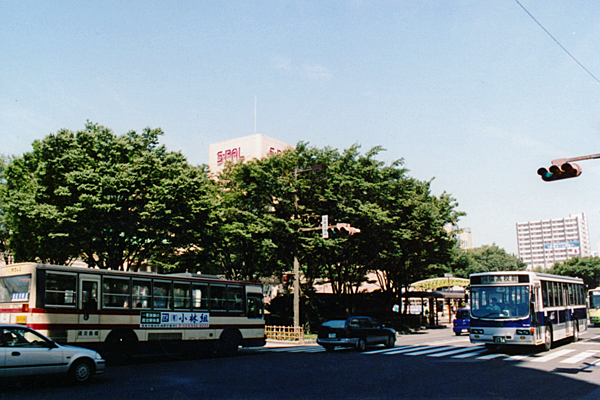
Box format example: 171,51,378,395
514,0,600,85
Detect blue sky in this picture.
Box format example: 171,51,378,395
2,1,600,255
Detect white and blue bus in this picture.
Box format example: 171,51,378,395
469,271,587,351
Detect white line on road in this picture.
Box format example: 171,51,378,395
560,350,599,364
530,349,575,363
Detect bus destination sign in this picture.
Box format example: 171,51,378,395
141,311,210,328
481,275,519,284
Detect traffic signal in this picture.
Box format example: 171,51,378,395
282,273,294,289
537,162,581,182
328,223,361,238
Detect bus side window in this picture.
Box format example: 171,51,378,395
192,284,209,310
132,280,151,308
153,281,172,309
46,273,77,307
541,281,548,307
210,285,226,311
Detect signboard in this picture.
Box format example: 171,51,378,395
480,275,519,284
322,215,328,239
208,134,292,175
544,241,579,250
140,311,210,328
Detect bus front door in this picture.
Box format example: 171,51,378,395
77,275,101,344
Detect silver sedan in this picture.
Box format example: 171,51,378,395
0,324,105,383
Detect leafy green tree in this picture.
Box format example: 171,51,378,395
549,257,600,289
215,142,463,300
3,122,213,270
450,244,527,278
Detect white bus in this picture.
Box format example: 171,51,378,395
469,271,587,351
0,263,265,360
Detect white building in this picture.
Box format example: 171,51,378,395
208,134,292,175
516,213,591,270
444,224,473,250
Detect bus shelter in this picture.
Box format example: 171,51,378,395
399,290,467,327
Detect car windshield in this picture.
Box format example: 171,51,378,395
322,320,346,329
471,285,530,319
455,310,470,319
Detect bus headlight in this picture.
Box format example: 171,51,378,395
516,330,531,335
471,329,484,334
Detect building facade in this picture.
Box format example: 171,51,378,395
516,213,591,270
208,134,292,175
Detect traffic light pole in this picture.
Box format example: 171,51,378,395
551,152,600,166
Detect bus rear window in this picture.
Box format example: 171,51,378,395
0,274,32,303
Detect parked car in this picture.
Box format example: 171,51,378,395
0,324,105,383
453,308,470,336
317,316,396,352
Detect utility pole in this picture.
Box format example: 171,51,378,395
292,164,325,329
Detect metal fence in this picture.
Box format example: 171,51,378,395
265,325,304,341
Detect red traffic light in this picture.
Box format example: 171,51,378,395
538,162,581,182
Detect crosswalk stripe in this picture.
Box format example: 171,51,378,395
363,345,412,354
383,345,431,355
477,353,506,360
429,346,484,357
503,354,531,361
561,350,598,364
530,349,574,363
452,348,487,358
405,346,456,356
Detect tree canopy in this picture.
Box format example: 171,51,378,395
449,244,527,278
2,123,467,296
214,142,464,295
548,256,600,289
2,122,213,271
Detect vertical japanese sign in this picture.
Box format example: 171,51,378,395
322,215,328,239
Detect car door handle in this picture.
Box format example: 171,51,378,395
11,351,21,356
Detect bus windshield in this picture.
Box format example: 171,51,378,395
471,285,530,319
589,290,600,309
0,274,32,303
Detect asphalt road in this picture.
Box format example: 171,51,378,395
4,326,600,399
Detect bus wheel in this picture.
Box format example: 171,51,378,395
543,325,553,352
105,330,137,363
217,329,241,357
572,319,579,342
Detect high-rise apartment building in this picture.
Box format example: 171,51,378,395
516,213,591,270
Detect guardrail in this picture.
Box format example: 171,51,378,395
265,325,305,341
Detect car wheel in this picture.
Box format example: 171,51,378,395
323,344,335,352
69,359,94,384
385,335,395,348
356,338,366,352
454,331,461,336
